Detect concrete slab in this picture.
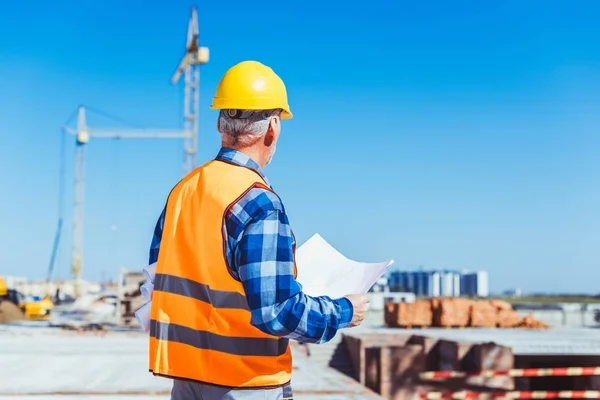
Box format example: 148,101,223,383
0,324,379,399
0,331,171,394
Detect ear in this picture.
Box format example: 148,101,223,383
216,116,221,131
270,115,280,133
264,116,279,147
264,127,275,147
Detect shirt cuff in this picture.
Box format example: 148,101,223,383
336,297,354,329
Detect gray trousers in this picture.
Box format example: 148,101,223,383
171,379,293,400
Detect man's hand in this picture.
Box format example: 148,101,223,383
344,294,371,327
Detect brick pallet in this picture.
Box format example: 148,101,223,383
383,298,547,329
385,300,433,328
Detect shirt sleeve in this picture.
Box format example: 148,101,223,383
149,207,166,265
233,197,354,344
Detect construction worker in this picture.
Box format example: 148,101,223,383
148,60,370,400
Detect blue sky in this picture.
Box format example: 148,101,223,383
0,0,599,294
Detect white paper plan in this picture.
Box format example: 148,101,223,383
295,233,394,299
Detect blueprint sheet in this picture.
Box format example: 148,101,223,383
295,233,394,299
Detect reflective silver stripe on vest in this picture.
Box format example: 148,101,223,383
150,320,289,357
154,273,249,310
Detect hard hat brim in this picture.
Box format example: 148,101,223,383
210,104,293,119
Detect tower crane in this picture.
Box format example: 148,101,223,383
59,6,209,298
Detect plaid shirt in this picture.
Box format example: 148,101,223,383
149,148,353,344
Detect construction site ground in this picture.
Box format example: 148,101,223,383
0,322,380,400
3,310,600,399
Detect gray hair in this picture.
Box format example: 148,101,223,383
218,109,281,147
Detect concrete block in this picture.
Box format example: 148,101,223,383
362,345,427,400
462,342,514,390
344,335,363,382
385,345,426,400
364,347,381,394
432,339,461,371
343,332,412,385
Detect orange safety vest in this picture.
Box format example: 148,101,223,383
149,159,296,388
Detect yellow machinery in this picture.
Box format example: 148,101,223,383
0,276,53,321
19,296,54,321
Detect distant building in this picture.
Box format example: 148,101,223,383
388,270,438,296
7,278,103,299
383,292,416,303
502,288,522,297
388,270,453,297
440,271,461,297
461,271,489,297
368,291,416,311
387,269,488,298
3,276,28,288
430,272,441,297
454,273,461,296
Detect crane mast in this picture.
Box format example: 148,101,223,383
63,7,209,297
71,107,88,297
173,7,208,175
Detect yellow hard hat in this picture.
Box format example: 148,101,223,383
210,61,293,119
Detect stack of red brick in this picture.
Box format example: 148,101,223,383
384,298,547,329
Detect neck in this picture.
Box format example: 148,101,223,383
225,145,267,169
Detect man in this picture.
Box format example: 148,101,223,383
148,60,370,400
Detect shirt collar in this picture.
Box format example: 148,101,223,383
215,147,271,188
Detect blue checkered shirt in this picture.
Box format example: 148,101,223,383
149,148,353,344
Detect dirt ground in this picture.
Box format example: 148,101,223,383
0,301,25,324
